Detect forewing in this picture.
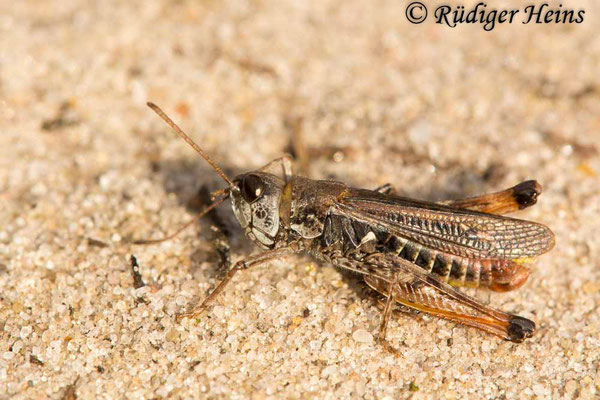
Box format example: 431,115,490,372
337,189,555,260
361,253,535,342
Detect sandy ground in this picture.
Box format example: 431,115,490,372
1,0,599,398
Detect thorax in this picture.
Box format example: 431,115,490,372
279,176,348,240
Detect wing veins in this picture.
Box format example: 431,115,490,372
337,192,554,259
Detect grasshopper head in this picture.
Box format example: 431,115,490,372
230,171,284,248
145,104,286,248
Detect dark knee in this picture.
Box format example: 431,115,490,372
511,180,542,209
233,260,248,271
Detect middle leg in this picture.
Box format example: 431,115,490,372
374,183,396,195
258,155,294,183
377,272,401,353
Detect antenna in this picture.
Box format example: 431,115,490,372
147,102,233,186
132,193,228,245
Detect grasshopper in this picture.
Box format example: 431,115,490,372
140,102,555,348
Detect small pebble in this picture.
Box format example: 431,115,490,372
19,326,33,340
352,329,374,343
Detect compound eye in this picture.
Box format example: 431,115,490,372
240,174,264,203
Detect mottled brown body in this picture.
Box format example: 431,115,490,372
277,177,552,293
143,102,555,347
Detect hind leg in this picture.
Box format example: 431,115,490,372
376,180,542,215
440,180,542,215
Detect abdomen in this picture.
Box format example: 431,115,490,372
318,212,526,290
